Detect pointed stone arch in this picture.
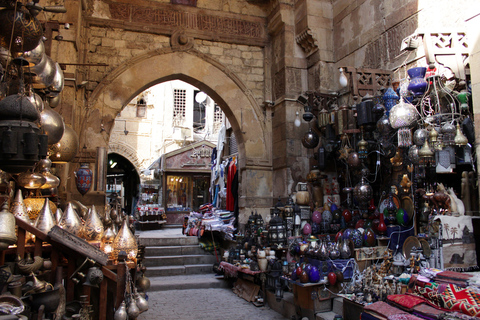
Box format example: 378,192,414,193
108,143,142,177
86,48,273,221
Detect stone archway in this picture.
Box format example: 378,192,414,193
108,143,142,177
86,48,274,222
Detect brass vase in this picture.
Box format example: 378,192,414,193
84,205,104,241
34,198,56,234
58,202,83,237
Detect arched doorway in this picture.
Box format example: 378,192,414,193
87,48,273,223
106,153,140,216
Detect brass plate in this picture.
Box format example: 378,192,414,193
419,239,431,258
400,196,414,222
402,236,421,259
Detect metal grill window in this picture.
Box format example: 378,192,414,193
173,89,186,118
214,104,223,123
229,131,238,155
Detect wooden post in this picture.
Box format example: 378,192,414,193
67,261,76,301
99,277,108,320
17,228,26,258
116,261,126,309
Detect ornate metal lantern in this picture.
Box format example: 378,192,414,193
283,196,294,238
268,214,285,246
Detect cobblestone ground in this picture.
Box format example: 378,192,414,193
138,288,289,320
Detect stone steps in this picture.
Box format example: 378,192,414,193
138,228,219,283
147,274,230,291
144,245,207,256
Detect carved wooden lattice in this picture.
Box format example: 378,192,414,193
344,67,392,100
421,31,469,80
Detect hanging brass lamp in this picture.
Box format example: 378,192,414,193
454,123,468,146
36,158,60,190
0,202,17,250
48,124,79,163
17,171,46,189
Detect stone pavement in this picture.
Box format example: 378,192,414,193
137,287,289,320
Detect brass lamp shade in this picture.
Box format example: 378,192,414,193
33,198,56,233
100,226,116,257
24,197,57,221
84,205,104,241
17,172,46,189
58,202,83,237
48,125,79,163
36,158,60,189
10,189,32,224
113,219,138,261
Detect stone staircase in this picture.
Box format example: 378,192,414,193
137,229,229,291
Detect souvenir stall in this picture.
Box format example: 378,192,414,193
157,141,214,225
215,43,479,319
0,4,149,318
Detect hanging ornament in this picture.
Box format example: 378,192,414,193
353,169,373,208
454,123,468,146
389,100,418,147
302,127,319,149
441,122,455,146
413,128,428,146
406,67,428,97
114,301,127,320
0,5,43,53
339,68,348,88
75,163,93,195
357,134,368,159
17,171,46,189
383,87,399,116
75,145,93,195
36,158,60,190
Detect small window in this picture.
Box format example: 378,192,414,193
136,98,147,118
173,89,186,119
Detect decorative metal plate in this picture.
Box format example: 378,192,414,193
48,226,108,265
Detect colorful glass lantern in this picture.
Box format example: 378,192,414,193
389,100,418,147
75,163,93,195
